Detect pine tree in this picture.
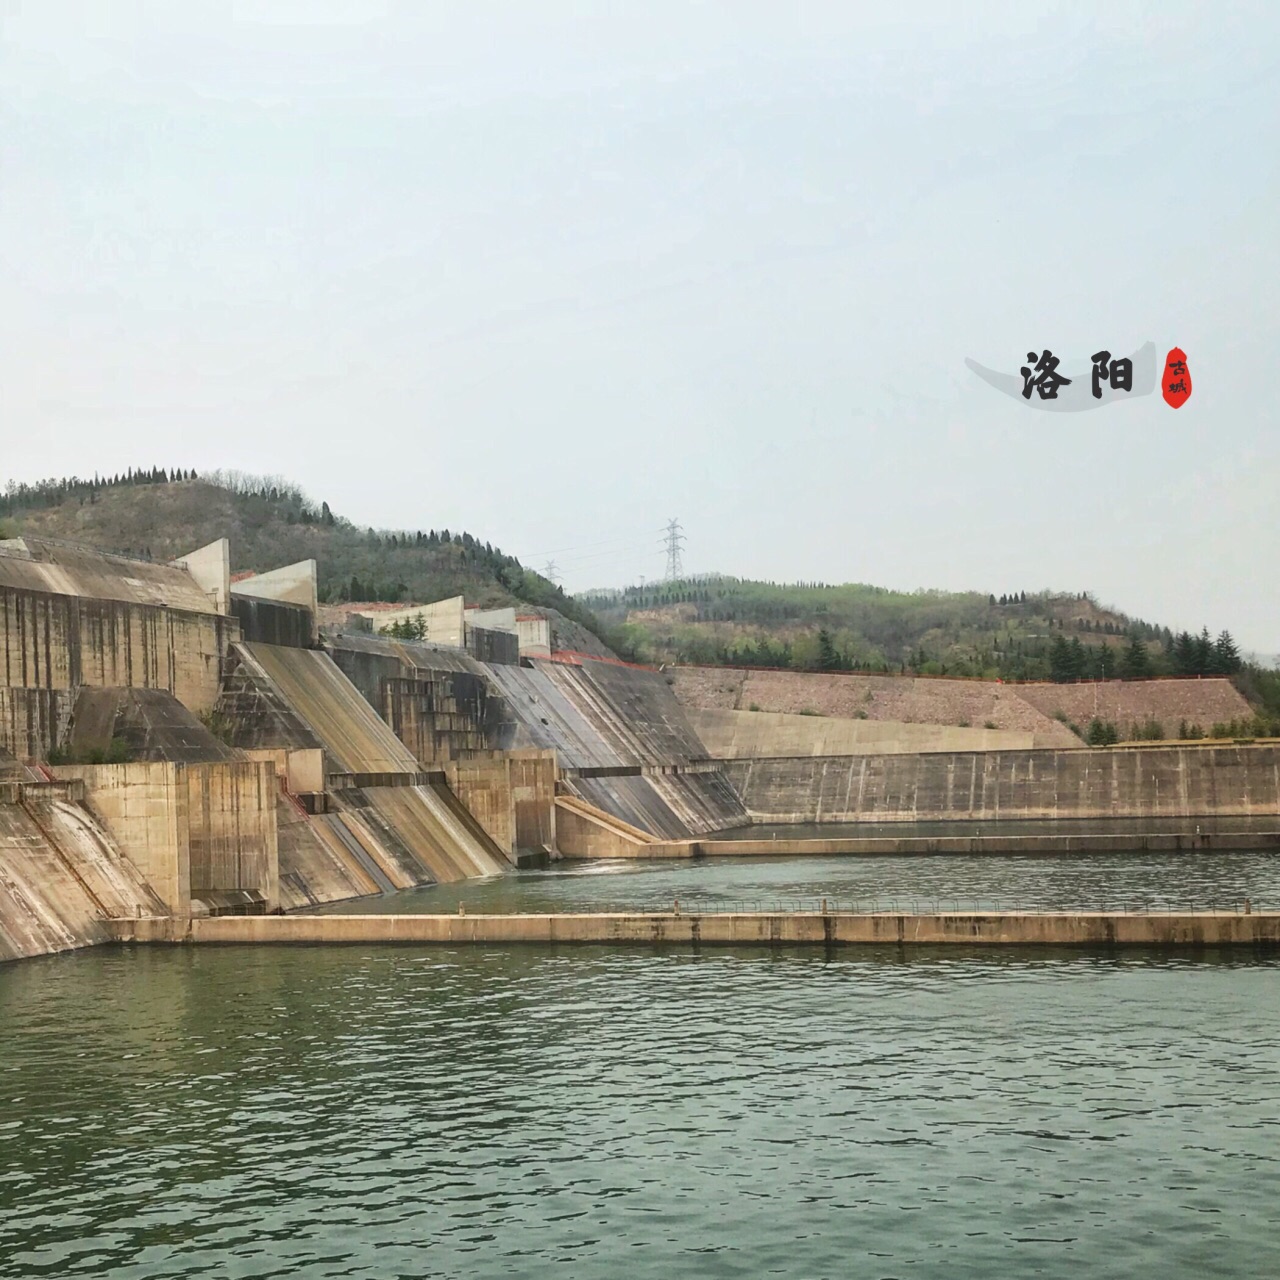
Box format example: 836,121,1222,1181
816,628,840,671
1121,636,1151,679
1193,627,1214,676
1068,636,1086,679
1049,634,1074,683
1095,643,1116,679
1172,631,1196,675
1212,630,1241,675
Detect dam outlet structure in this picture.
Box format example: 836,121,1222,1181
0,532,1277,964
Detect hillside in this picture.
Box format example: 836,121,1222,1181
579,577,1248,685
0,469,612,650
670,666,1263,746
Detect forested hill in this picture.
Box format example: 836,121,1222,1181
0,469,610,647
579,577,1252,687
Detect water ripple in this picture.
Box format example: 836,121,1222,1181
1,935,1278,1277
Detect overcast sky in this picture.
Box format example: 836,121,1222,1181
2,2,1276,647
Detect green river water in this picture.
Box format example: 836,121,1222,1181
3,853,1279,1278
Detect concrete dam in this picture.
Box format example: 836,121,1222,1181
0,531,1276,963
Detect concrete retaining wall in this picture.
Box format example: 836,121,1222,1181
638,831,1280,858
510,751,557,852
725,744,1280,823
184,762,280,907
689,707,1035,757
113,909,1280,949
0,687,75,759
0,585,234,714
444,750,556,854
555,795,656,858
52,761,280,913
383,670,503,763
232,595,313,648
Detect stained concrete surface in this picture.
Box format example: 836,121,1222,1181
726,744,1280,824
114,908,1280,949
238,643,420,776
66,688,237,763
0,787,164,962
565,771,747,839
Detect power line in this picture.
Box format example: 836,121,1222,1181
542,559,560,585
520,531,652,560
662,517,686,581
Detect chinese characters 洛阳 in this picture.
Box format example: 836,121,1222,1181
1021,347,1139,401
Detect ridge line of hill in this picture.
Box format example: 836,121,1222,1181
0,468,616,655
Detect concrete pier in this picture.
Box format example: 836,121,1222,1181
111,909,1280,949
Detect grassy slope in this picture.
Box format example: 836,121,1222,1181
1,477,613,648
579,578,1171,679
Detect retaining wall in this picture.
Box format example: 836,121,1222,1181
554,795,656,858
1016,678,1254,731
0,585,234,714
51,761,280,913
673,668,1257,749
672,667,1078,745
689,707,1035,757
444,750,556,854
0,687,75,759
725,744,1280,823
114,909,1280,949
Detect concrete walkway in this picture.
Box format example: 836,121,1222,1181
642,831,1280,858
112,909,1280,948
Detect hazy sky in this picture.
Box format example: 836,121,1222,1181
3,2,1277,647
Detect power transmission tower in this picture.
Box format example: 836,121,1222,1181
662,518,685,581
543,560,560,585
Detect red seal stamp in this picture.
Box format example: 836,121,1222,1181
1163,347,1191,408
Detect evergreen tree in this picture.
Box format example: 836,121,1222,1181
1172,631,1196,675
1121,636,1151,679
1095,643,1116,679
1193,627,1214,675
1049,634,1075,682
1212,630,1241,675
1067,636,1086,679
1086,718,1118,746
816,628,840,671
